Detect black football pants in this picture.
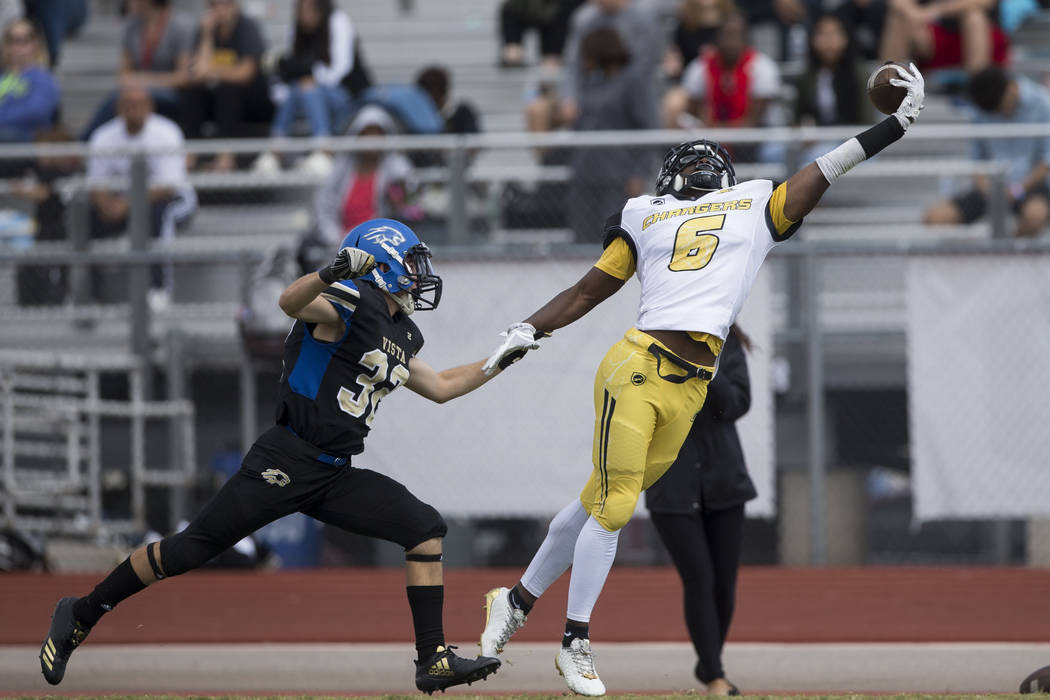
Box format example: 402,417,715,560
159,426,447,577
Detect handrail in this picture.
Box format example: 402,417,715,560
0,122,1044,158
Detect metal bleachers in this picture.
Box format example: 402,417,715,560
12,1,1049,369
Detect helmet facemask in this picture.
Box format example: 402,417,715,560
368,241,442,315
656,140,736,200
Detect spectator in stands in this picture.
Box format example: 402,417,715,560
498,0,585,69
88,86,197,306
794,13,869,137
417,65,482,138
879,0,1008,75
180,0,273,172
834,0,889,61
662,10,782,160
255,0,355,176
735,0,819,61
80,0,195,140
0,18,59,143
24,0,87,67
313,105,420,244
409,64,483,169
12,126,79,305
663,0,733,82
557,0,663,129
569,26,657,241
646,324,755,698
924,66,1050,238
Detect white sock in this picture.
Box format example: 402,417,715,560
566,516,620,623
520,499,589,598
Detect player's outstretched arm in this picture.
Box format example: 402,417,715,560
405,356,496,404
525,266,626,334
481,266,626,376
781,62,925,223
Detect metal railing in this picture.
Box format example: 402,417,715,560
0,350,196,539
0,123,1047,561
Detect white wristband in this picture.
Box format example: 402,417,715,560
815,137,866,183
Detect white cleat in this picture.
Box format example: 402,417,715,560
556,638,606,696
479,587,526,657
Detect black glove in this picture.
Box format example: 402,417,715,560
318,247,376,285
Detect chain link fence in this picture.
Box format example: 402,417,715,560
0,125,1048,567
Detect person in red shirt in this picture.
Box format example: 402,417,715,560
313,105,421,244
662,11,782,160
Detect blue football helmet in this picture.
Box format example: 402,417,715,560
342,218,442,315
655,139,736,199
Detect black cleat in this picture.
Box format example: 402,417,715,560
414,645,501,694
40,597,91,685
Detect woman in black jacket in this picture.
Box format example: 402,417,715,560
646,324,755,696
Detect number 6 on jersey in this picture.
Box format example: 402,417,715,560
668,214,725,271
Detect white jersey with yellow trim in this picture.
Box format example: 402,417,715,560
612,178,797,341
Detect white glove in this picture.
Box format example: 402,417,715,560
482,322,542,376
890,62,925,129
318,246,376,284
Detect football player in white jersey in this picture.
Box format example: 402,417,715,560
478,64,926,696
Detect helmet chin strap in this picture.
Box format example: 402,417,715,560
385,289,415,315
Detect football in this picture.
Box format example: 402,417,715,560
1020,664,1050,693
867,61,909,115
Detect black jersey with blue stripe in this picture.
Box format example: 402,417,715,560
275,279,424,456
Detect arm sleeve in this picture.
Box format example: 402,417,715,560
764,181,802,241
240,17,266,60
314,159,350,243
86,133,111,180
313,11,354,86
748,52,781,99
319,280,359,324
681,58,706,100
559,10,586,104
594,235,636,281
152,126,187,186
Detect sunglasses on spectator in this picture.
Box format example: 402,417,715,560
4,32,34,44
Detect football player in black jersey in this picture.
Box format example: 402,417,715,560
38,219,536,694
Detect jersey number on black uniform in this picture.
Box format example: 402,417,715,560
338,349,410,427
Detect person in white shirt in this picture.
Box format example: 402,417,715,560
88,85,197,300
255,0,354,174
478,63,927,697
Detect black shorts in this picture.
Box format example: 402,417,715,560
175,426,446,557
953,182,1050,224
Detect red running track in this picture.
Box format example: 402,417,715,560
2,567,1049,645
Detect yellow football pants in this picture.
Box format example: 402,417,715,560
579,328,712,532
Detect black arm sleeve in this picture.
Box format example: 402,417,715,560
855,116,906,159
